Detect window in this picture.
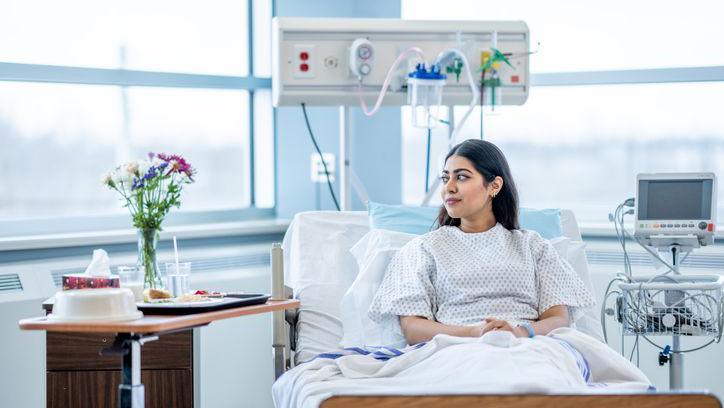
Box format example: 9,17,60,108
253,90,275,208
402,0,724,72
126,88,252,211
401,0,724,224
1,0,249,75
0,0,274,233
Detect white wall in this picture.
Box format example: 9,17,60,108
0,299,46,408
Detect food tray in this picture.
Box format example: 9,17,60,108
137,294,271,315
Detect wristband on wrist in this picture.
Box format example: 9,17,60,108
519,321,535,338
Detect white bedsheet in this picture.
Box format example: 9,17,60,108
272,328,651,408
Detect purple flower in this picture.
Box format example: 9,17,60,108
142,166,158,181
157,153,195,180
131,177,144,190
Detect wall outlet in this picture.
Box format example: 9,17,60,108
293,44,316,79
311,153,335,183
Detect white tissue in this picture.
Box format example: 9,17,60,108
84,249,111,277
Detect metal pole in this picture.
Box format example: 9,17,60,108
271,243,287,379
248,0,256,206
421,105,455,206
670,335,683,389
669,245,684,389
118,336,145,408
339,106,351,210
448,104,455,142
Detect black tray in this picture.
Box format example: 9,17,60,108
137,294,271,315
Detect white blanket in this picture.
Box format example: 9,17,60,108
272,328,651,408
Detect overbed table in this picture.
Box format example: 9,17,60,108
19,299,300,408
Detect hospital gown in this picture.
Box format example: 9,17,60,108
368,223,594,327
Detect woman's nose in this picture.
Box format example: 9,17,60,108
445,179,456,192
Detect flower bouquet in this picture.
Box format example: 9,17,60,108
103,153,195,289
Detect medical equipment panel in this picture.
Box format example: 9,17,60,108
606,172,722,390
619,274,723,338
635,172,717,248
272,18,529,107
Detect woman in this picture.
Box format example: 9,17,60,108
368,139,594,345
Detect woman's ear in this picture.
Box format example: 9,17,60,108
491,176,504,196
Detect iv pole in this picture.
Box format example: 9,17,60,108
422,105,455,206
668,244,683,389
338,106,369,211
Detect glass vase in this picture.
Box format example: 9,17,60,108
137,228,164,289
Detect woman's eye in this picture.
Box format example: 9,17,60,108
457,175,468,180
440,176,449,182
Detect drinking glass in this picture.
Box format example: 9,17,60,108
165,262,191,298
117,265,144,302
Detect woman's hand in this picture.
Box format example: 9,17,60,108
472,318,526,337
401,315,500,344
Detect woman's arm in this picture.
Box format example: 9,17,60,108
400,315,481,344
401,305,569,343
530,305,570,335
480,305,570,337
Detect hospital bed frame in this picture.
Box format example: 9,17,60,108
321,394,721,408
270,246,721,408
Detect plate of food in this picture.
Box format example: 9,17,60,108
137,289,270,315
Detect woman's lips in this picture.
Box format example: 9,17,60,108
445,198,461,205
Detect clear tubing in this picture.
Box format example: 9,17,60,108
433,48,480,145
357,47,426,117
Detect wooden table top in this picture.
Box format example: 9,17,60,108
19,299,299,334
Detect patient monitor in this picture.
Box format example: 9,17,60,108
634,172,717,249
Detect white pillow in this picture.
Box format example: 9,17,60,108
339,229,417,348
549,237,604,341
566,240,604,341
282,211,370,363
340,229,602,347
549,236,570,258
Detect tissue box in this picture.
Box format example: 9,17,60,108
62,274,120,290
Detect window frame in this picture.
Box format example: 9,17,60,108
531,66,724,87
0,0,276,240
531,66,724,236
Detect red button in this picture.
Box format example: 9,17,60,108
299,52,309,61
708,223,714,231
300,63,309,72
511,75,520,83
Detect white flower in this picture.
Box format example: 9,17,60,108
123,161,139,176
100,172,113,186
112,169,132,185
138,160,152,177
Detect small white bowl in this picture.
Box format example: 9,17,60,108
49,288,143,322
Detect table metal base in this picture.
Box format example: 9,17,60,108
101,333,158,408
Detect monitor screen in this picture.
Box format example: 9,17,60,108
638,179,713,220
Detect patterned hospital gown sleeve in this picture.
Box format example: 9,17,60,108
368,237,437,323
530,232,595,321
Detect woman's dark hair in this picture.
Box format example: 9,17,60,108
436,139,519,231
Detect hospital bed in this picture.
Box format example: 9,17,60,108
272,210,721,408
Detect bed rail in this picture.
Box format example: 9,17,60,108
272,243,298,379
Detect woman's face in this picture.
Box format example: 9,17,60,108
440,155,498,220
